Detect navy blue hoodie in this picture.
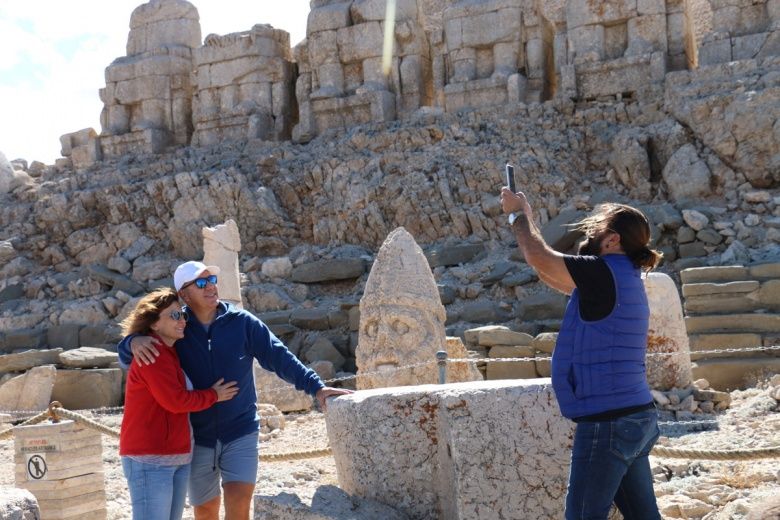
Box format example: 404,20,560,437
118,301,325,447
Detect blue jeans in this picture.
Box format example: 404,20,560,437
565,408,661,520
122,457,190,520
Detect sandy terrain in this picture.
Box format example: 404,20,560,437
0,380,777,519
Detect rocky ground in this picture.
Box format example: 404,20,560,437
0,377,777,519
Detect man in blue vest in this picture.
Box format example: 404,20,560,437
500,188,662,520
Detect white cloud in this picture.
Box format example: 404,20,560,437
0,0,309,164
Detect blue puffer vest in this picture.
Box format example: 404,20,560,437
552,254,653,420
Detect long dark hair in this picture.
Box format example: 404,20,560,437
575,203,663,271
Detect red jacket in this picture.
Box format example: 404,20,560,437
119,335,217,456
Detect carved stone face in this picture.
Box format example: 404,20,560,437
357,303,444,388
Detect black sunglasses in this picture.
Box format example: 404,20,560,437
168,310,188,321
184,274,218,290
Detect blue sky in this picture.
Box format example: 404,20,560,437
0,1,310,165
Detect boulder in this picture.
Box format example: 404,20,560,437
531,332,558,354
0,151,14,195
0,349,63,373
662,145,712,201
51,368,123,409
304,337,345,371
541,210,585,252
0,487,40,518
519,292,567,321
609,129,651,198
290,308,331,330
326,381,574,520
58,347,118,369
0,365,57,412
262,257,293,279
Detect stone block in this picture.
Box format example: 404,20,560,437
255,360,313,412
290,308,332,330
685,314,780,334
692,357,780,391
531,332,558,354
336,22,384,63
291,259,366,283
58,347,118,369
0,365,56,412
459,300,507,323
463,326,533,347
253,486,409,519
683,282,760,298
568,24,605,63
0,283,24,304
690,333,764,360
326,381,574,520
0,349,62,373
519,292,567,321
638,0,665,15
698,37,732,66
566,0,636,29
486,346,536,380
507,73,527,102
308,3,352,33
750,263,780,279
535,354,552,377
681,266,749,284
627,14,667,56
5,329,45,351
541,210,585,252
47,325,82,350
758,280,780,307
684,295,760,315
351,0,417,23
678,242,707,258
304,337,346,371
86,264,144,295
732,32,769,60
51,369,123,410
425,243,484,268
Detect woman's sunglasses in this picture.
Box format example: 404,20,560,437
168,310,188,321
183,275,218,290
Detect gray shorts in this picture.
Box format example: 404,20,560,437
188,432,259,506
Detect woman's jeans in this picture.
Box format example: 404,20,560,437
122,457,190,520
565,408,662,520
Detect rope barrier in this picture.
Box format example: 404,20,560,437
651,445,780,460
259,446,333,462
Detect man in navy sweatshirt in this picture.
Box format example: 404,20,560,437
119,261,351,520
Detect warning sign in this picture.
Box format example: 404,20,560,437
26,454,47,480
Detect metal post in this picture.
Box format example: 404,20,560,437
436,350,448,384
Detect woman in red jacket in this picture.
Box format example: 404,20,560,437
119,288,238,520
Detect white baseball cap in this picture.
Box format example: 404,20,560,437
174,261,221,291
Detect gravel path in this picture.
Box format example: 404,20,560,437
0,381,777,519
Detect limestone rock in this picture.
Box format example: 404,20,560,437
0,365,57,412
609,129,651,198
662,145,712,201
644,273,692,390
258,403,286,434
253,486,409,520
262,257,293,279
51,369,123,409
203,219,243,308
0,487,40,519
326,380,574,520
57,347,118,369
0,349,63,374
463,325,533,346
0,151,13,195
291,259,365,283
255,361,313,413
356,228,480,389
682,209,709,231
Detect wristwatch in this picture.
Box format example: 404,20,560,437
508,212,518,225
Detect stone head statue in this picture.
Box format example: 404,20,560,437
356,227,447,389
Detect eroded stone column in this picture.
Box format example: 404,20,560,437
644,272,693,390
202,219,243,309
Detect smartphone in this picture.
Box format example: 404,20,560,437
505,164,516,193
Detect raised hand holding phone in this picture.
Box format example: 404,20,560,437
505,164,517,224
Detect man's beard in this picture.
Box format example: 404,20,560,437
577,237,601,256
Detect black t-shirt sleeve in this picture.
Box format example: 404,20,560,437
563,255,616,321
